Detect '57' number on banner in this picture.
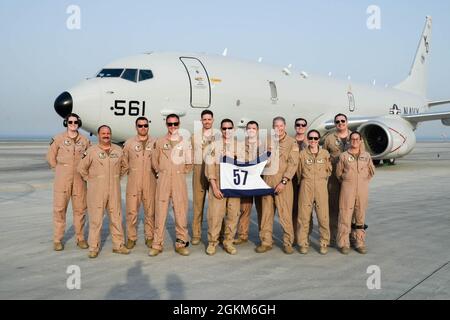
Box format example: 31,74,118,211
233,169,248,186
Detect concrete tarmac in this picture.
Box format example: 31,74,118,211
0,140,449,300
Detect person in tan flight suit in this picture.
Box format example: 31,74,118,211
297,130,332,255
256,116,299,254
205,119,243,255
292,118,310,244
47,113,90,251
323,113,352,245
336,131,375,254
122,117,157,250
78,125,130,258
234,121,263,245
148,114,193,257
191,110,215,245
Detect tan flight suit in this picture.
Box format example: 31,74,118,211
122,135,157,242
336,151,375,249
78,144,126,253
259,134,299,248
297,147,332,248
237,138,265,240
323,130,352,243
47,132,90,243
205,139,243,248
191,131,215,241
151,135,192,250
292,139,308,242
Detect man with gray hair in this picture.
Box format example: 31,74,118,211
256,116,299,254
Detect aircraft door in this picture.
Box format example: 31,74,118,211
179,57,211,108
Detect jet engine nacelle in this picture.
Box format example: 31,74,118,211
358,117,416,160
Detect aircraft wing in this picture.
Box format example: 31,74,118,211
402,110,450,126
428,100,450,107
322,111,450,131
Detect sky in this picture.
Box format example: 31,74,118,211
0,0,449,139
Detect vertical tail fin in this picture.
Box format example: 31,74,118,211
395,16,432,97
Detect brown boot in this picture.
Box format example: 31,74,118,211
340,247,350,255
191,237,201,245
255,244,272,253
54,242,64,251
88,251,98,259
299,246,308,254
283,245,294,254
224,245,237,255
175,246,190,256
126,239,136,249
355,246,367,254
77,240,89,249
319,245,328,255
145,238,153,248
206,243,216,255
148,247,162,257
113,246,130,255
233,237,248,245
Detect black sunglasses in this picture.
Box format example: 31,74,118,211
68,120,79,125
335,119,346,124
308,136,319,141
295,123,307,128
166,122,179,127
137,124,148,128
221,127,233,130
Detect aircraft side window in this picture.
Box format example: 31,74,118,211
139,69,154,81
96,68,124,78
121,69,138,82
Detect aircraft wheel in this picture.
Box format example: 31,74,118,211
384,158,396,166
372,159,381,166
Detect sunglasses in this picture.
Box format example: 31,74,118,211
137,124,148,128
335,119,346,124
295,123,307,128
166,122,179,127
68,120,79,125
308,136,320,141
221,127,233,131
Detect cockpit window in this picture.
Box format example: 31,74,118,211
96,68,124,78
139,69,154,81
121,69,138,82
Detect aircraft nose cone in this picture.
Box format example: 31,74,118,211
54,91,73,118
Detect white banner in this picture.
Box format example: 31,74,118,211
220,153,274,197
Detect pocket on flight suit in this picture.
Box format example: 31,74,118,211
358,156,370,178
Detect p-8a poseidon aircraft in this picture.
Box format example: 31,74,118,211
54,16,450,164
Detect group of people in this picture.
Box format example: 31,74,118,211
47,110,375,259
